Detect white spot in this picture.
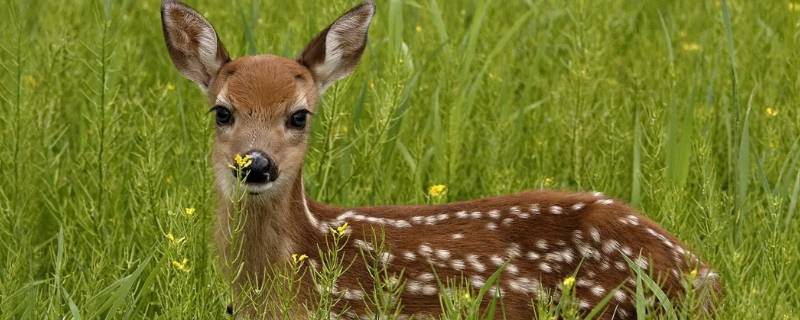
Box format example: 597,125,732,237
343,289,364,300
529,204,540,215
506,264,519,274
379,252,394,265
451,233,464,240
597,199,614,205
591,286,606,296
490,254,504,266
467,254,486,272
470,275,485,288
536,239,549,250
455,211,468,218
571,202,586,211
544,252,563,262
526,251,540,260
336,210,356,220
488,286,504,297
417,272,435,282
488,209,501,219
506,243,522,258
402,251,416,261
437,213,449,221
486,222,498,230
418,243,433,256
621,246,633,256
577,278,594,287
626,214,640,225
592,191,604,197
424,216,438,225
470,211,482,219
421,284,437,295
450,259,465,271
579,300,591,309
539,262,553,273
406,280,422,294
559,248,575,263
589,227,601,243
411,216,423,224
354,239,373,251
549,205,563,214
614,289,627,302
573,230,584,240
603,239,621,254
435,249,451,260
614,261,626,271
635,256,649,269
600,260,610,270
502,218,514,226
394,220,411,228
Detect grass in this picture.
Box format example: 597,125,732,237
1,0,799,318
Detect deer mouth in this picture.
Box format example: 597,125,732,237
245,181,275,195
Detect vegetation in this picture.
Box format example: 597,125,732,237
1,0,798,318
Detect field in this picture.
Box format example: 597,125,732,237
1,0,799,318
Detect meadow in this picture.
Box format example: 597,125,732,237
1,0,799,318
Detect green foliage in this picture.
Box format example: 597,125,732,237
1,0,799,319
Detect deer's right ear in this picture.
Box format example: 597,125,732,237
161,0,230,90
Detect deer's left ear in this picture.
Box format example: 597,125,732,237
298,0,375,92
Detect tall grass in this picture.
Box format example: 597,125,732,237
1,0,799,319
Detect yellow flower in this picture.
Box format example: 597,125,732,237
766,107,779,118
171,258,191,273
562,276,576,289
229,153,254,170
336,223,349,236
689,269,698,278
544,177,554,186
183,207,196,217
291,253,308,264
165,232,186,246
415,25,422,33
166,82,175,91
428,184,447,198
681,42,701,52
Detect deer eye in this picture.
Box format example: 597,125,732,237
212,105,233,126
287,109,311,129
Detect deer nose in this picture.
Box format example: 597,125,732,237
233,150,278,184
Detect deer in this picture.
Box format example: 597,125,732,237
160,0,720,319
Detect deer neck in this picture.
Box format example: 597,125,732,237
216,171,324,280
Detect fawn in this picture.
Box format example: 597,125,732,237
161,0,719,318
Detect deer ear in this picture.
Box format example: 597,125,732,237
161,0,230,90
298,0,375,92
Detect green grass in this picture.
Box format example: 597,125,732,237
1,0,799,318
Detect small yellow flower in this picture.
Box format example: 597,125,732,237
229,153,254,170
428,184,447,198
681,42,701,52
166,82,175,91
291,253,308,264
766,107,779,118
171,258,191,273
415,25,422,33
562,276,576,289
165,232,186,246
336,223,349,236
689,269,698,278
183,207,196,217
544,177,554,186
789,2,800,12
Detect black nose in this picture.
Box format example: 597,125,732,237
233,150,278,184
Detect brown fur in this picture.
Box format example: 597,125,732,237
160,1,719,319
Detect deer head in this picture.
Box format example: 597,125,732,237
161,0,374,198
